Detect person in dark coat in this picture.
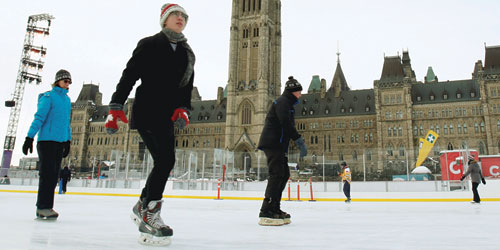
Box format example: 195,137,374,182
461,155,486,204
59,166,71,194
257,76,307,226
105,3,194,243
23,69,72,220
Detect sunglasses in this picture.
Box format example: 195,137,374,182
63,79,72,84
171,11,188,20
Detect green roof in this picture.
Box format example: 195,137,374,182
308,75,321,93
425,66,437,82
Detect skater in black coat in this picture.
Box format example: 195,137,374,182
105,3,194,245
59,166,71,194
257,76,307,226
460,155,486,204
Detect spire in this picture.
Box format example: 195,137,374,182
307,75,322,93
424,66,438,83
328,48,349,97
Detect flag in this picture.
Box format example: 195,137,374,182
415,130,439,167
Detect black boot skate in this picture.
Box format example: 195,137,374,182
258,210,285,226
36,208,59,220
137,200,173,246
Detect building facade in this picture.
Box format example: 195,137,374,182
65,0,500,177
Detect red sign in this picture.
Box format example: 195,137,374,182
479,155,500,178
440,150,478,180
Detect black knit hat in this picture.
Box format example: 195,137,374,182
54,69,71,83
341,161,347,167
285,76,303,92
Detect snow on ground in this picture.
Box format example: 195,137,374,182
0,191,499,250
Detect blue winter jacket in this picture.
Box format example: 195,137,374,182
27,86,72,142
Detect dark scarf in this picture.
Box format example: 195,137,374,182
162,28,195,88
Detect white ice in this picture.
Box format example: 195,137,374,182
0,191,499,250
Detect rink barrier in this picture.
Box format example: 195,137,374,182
2,189,500,202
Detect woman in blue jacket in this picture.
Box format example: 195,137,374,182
22,69,72,220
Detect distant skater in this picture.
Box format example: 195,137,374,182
257,76,307,226
461,155,486,204
23,69,72,220
106,3,194,246
59,166,71,194
340,161,351,203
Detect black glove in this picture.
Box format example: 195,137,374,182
460,176,465,181
62,141,71,158
294,137,307,158
482,178,486,185
22,137,34,155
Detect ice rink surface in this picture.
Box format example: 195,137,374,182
0,192,498,250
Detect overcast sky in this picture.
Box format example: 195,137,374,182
1,0,499,165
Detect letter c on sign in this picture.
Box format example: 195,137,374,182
490,165,499,177
450,161,461,175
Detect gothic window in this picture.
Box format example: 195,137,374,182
416,96,422,101
398,126,403,136
497,120,500,132
443,93,448,100
480,122,485,133
471,91,476,98
479,141,486,155
387,127,391,137
339,151,344,161
474,122,479,133
366,150,372,161
456,92,462,99
413,126,418,136
217,112,223,120
430,94,435,101
309,109,314,115
341,107,345,113
420,125,424,136
310,136,314,144
387,144,393,156
399,145,405,157
365,134,369,142
241,102,252,125
365,105,370,112
369,133,373,143
302,107,307,116
349,107,353,113
325,108,330,114
463,123,468,134
436,125,440,134
315,136,318,144
353,151,358,161
449,124,454,134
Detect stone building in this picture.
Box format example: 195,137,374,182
65,0,500,177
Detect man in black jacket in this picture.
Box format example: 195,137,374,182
105,3,194,245
257,76,307,226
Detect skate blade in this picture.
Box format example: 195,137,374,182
130,213,141,226
138,233,172,246
258,218,285,226
35,216,58,221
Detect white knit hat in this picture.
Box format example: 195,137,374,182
160,3,188,28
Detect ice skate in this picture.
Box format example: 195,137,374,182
345,198,351,203
36,208,59,220
130,199,143,226
279,210,291,224
137,200,173,246
470,201,480,204
258,210,285,226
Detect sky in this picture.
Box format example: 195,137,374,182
0,0,499,166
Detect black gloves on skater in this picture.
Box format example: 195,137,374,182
62,141,71,158
482,178,486,185
22,137,34,155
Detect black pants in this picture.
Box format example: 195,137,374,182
343,181,351,199
36,141,64,209
61,178,68,192
472,182,480,202
138,124,175,206
260,148,290,213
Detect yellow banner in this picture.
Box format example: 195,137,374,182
415,130,439,167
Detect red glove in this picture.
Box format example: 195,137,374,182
171,108,189,129
105,109,128,134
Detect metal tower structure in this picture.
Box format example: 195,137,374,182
0,14,55,177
